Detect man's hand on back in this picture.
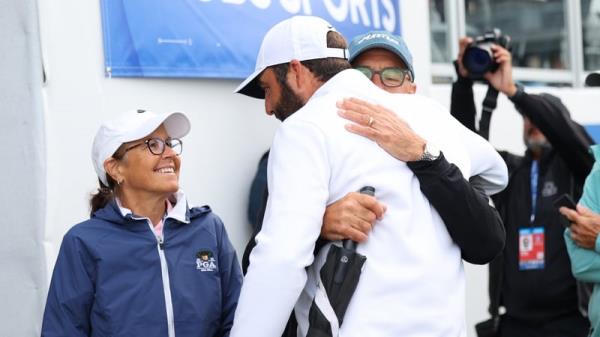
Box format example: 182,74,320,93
337,97,426,162
321,192,386,242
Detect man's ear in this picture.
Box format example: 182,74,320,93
104,158,122,184
407,82,417,94
287,59,304,90
287,59,318,101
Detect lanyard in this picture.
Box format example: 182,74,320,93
530,160,539,223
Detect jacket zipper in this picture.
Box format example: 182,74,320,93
153,228,176,337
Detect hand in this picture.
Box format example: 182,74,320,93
337,97,426,162
456,37,473,78
560,205,600,249
483,45,517,97
321,192,386,242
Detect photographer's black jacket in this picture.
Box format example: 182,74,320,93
451,76,595,323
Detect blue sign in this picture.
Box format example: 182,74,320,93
100,0,401,78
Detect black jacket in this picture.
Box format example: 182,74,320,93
451,77,595,323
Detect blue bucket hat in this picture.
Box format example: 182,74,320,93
349,31,414,81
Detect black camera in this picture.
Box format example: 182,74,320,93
462,29,511,78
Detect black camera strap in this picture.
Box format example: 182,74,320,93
478,85,499,140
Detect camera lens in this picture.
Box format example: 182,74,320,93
463,46,494,75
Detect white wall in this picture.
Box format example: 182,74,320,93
0,0,47,336
399,0,433,94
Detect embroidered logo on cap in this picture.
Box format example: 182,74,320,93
357,33,400,46
196,250,217,272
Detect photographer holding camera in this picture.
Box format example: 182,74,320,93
451,34,595,337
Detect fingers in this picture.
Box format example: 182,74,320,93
491,44,509,54
344,227,369,243
459,37,472,48
571,230,582,245
577,204,594,216
456,37,473,77
323,232,344,242
356,193,386,220
336,203,379,243
343,122,379,142
338,192,384,223
337,98,385,132
571,222,582,235
570,229,593,249
337,97,404,131
322,210,373,243
457,37,473,57
337,97,377,117
337,97,395,120
322,226,369,243
338,108,373,128
559,206,578,221
321,192,386,243
491,46,511,64
495,54,511,65
338,96,425,162
564,205,600,229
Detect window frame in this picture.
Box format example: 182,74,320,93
429,0,588,87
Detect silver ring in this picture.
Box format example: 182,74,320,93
368,116,374,127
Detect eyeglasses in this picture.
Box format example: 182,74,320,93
124,137,183,156
354,66,412,87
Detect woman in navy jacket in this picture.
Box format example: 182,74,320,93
42,109,242,337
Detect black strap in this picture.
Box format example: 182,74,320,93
478,86,499,140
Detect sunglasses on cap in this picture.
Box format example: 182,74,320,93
355,66,412,87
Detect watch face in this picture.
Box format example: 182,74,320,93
422,142,441,161
427,143,441,157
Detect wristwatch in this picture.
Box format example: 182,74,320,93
419,142,441,161
509,82,525,101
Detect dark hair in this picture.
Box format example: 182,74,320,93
302,31,351,82
272,31,351,86
89,146,126,216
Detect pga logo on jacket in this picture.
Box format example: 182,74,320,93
196,250,217,272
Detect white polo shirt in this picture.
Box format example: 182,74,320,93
231,69,508,337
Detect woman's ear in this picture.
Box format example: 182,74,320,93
104,158,122,184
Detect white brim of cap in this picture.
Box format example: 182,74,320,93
115,111,191,146
235,66,267,99
162,112,191,139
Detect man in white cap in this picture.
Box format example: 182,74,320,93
231,16,508,337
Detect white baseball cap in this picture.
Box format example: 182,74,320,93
235,15,349,98
91,109,191,186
